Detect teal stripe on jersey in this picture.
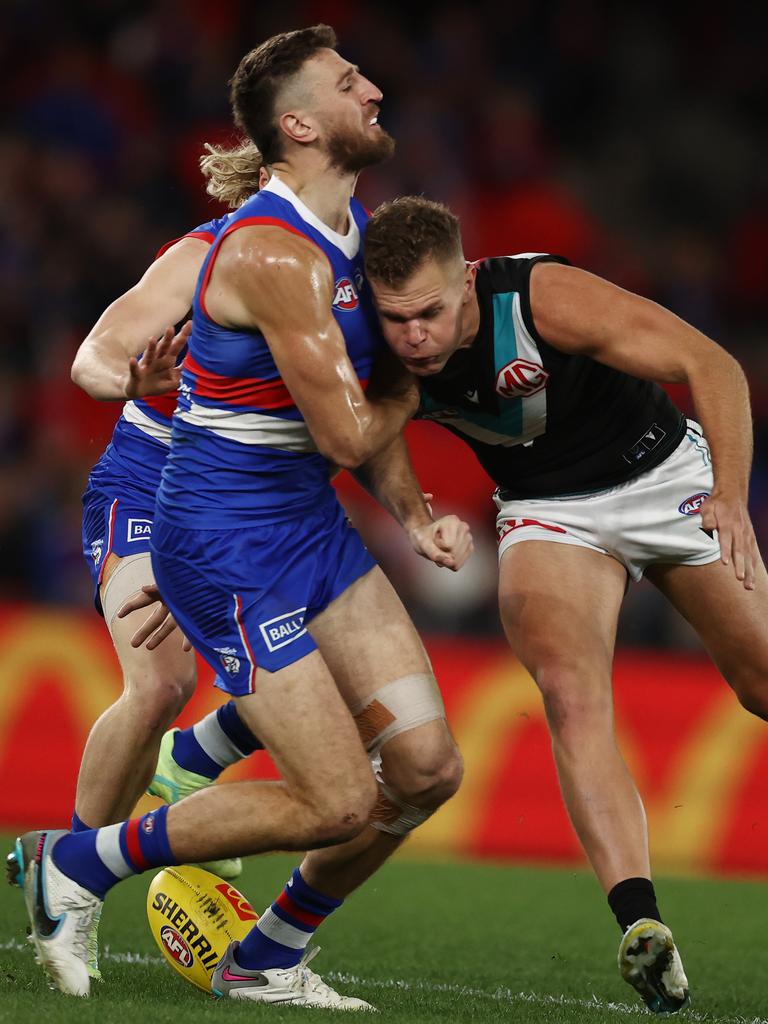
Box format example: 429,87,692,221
492,292,522,436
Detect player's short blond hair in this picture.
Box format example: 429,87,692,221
199,140,264,209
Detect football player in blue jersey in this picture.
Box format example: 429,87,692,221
12,28,473,1008
361,195,768,1014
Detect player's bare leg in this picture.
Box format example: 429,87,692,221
497,541,646,891
170,654,377,859
74,553,196,827
499,540,688,1013
298,566,463,898
647,553,768,719
12,649,377,999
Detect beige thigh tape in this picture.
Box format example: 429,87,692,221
101,552,155,629
349,673,445,755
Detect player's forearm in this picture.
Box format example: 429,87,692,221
320,393,417,469
352,435,431,531
687,350,753,498
71,339,132,401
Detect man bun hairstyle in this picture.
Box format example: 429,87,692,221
199,140,263,209
230,24,337,165
365,196,463,287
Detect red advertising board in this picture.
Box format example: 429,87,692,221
0,604,766,876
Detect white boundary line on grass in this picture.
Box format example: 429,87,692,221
2,940,766,1024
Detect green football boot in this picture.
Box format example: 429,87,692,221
148,729,243,881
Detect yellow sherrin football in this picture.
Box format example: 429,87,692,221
146,864,259,993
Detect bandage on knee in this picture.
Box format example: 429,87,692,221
369,763,433,837
350,673,445,756
101,552,155,630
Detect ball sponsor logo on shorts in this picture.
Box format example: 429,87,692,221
678,492,710,516
495,359,549,399
259,607,307,653
333,277,359,311
160,925,193,968
127,517,152,542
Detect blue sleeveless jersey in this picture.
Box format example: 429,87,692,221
156,175,382,527
90,215,231,499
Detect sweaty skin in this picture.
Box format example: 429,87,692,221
205,223,419,468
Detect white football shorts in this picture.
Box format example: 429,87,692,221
494,419,720,582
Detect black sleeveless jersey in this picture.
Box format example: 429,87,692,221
417,255,686,498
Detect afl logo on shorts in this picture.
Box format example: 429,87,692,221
495,359,549,398
333,277,359,311
678,492,710,515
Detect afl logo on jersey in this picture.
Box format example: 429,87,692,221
678,492,710,516
495,358,549,398
333,277,359,312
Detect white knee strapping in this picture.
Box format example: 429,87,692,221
349,673,445,756
369,755,434,837
101,552,155,629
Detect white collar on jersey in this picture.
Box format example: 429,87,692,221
262,173,360,259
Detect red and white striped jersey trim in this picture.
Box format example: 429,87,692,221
177,401,316,452
122,401,172,445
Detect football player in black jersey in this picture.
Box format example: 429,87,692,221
365,196,766,1015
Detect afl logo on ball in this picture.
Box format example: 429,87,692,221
160,926,193,968
678,492,710,515
333,277,359,311
495,359,549,398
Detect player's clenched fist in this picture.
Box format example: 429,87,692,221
408,514,474,571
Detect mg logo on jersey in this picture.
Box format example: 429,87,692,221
678,492,710,516
259,607,307,652
127,518,152,542
495,359,549,398
160,926,193,968
333,277,359,311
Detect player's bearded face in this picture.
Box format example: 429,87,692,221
326,116,395,173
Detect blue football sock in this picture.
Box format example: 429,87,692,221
235,869,342,970
52,805,176,900
71,811,91,833
172,700,262,780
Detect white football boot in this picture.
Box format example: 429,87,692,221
211,941,376,1011
618,918,690,1013
8,830,102,997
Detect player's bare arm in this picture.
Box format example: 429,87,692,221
352,435,474,571
530,261,757,588
71,237,208,401
206,225,419,468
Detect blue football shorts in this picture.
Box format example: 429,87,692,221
150,497,376,696
82,483,157,615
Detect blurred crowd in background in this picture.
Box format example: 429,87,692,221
2,1,766,647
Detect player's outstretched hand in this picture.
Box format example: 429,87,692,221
124,321,192,399
117,584,192,651
409,515,474,571
700,491,758,590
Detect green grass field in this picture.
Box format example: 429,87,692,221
1,836,766,1024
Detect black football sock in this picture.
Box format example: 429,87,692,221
607,877,662,933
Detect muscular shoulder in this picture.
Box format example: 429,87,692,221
206,224,334,330
217,224,331,289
